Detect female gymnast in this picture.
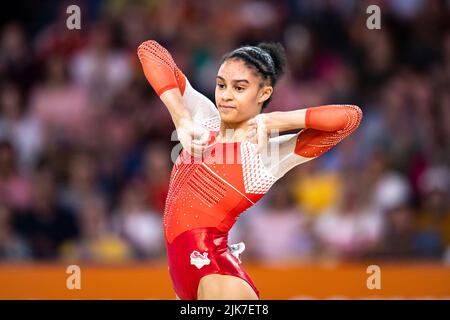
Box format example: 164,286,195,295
137,40,362,300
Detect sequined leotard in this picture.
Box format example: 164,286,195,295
138,41,362,299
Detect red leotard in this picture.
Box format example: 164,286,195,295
138,40,362,299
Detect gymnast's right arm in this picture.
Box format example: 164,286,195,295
137,40,219,129
137,40,219,155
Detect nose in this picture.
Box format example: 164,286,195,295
221,87,234,102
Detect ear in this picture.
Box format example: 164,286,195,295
258,85,273,104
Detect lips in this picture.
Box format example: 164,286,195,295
218,105,236,111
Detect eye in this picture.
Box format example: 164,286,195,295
235,86,245,92
217,83,225,89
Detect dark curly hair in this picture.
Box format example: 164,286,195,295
221,42,287,109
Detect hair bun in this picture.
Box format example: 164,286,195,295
257,42,287,80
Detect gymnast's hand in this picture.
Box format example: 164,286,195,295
177,117,210,158
246,114,270,153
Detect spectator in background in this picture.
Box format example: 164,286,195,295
290,160,341,216
0,23,36,93
414,165,450,259
60,150,100,213
372,171,412,214
374,204,416,259
141,143,171,214
113,180,164,260
0,140,32,211
0,204,31,260
314,175,383,261
28,53,92,145
0,0,448,264
0,82,43,171
70,22,132,108
14,168,78,259
244,181,314,264
62,193,132,262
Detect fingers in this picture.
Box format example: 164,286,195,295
182,123,210,158
246,115,269,154
247,128,257,136
192,128,210,145
191,141,207,157
256,115,268,153
246,115,269,153
246,117,259,144
191,128,209,159
247,118,257,132
189,144,207,158
184,137,207,158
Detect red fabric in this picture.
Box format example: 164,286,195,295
137,40,186,96
163,134,265,300
166,227,259,300
163,135,264,244
295,105,362,158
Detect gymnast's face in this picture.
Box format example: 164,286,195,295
215,59,273,125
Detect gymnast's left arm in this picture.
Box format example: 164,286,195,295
247,104,363,179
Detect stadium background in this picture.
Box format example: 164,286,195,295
0,0,449,299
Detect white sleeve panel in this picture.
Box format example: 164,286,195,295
182,80,220,131
264,132,316,181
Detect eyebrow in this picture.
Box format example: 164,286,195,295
216,76,249,84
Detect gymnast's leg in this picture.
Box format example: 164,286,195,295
197,274,259,300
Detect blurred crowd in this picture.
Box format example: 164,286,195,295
0,0,449,264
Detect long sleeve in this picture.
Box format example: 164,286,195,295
294,104,363,158
266,105,363,179
137,40,219,130
137,40,186,96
